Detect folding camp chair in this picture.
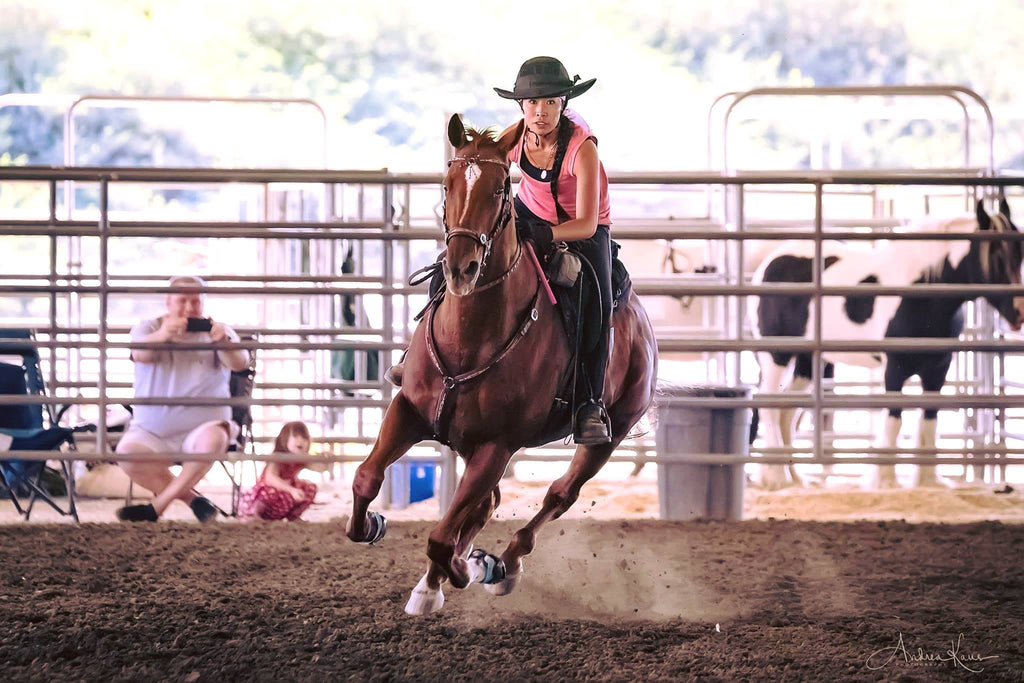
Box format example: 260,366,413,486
124,336,256,517
0,329,91,522
221,337,257,516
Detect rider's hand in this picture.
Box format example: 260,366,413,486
519,220,554,253
157,315,187,342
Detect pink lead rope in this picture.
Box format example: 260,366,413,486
524,242,558,306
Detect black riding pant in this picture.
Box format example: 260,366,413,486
514,197,612,402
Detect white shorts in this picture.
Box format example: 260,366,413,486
116,420,240,457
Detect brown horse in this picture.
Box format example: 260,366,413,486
345,114,658,615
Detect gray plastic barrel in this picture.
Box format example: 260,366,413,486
655,385,751,521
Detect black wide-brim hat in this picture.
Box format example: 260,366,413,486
494,56,596,100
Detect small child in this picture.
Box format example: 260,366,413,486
239,421,319,521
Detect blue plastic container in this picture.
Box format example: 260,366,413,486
389,459,437,508
408,463,436,504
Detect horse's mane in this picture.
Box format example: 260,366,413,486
897,214,978,282
462,126,503,154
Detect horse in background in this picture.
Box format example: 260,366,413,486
751,200,1023,489
345,115,658,615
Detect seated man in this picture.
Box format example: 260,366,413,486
115,275,249,522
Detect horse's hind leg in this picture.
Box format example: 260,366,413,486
783,354,815,486
346,393,430,543
820,362,836,481
492,439,618,596
425,443,509,590
756,352,796,489
872,360,911,489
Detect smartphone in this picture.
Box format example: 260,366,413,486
186,317,213,333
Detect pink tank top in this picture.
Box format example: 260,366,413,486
506,109,612,226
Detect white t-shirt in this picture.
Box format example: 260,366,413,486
129,318,235,438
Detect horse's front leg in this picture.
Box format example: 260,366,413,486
874,409,902,489
916,359,952,488
405,487,500,616
425,442,509,590
346,393,430,543
873,360,910,489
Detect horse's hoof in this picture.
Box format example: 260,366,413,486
754,465,794,490
404,573,444,616
354,511,387,544
916,468,954,488
484,559,523,596
466,548,506,585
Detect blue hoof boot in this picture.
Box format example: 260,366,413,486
468,548,507,584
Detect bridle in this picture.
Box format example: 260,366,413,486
425,153,541,444
442,155,513,274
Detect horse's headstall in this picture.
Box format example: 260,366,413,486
441,157,512,243
447,155,510,171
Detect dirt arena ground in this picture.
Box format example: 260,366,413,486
1,497,1023,681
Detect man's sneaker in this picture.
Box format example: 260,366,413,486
574,401,611,445
116,503,158,522
190,496,219,523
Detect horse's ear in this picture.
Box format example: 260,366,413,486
496,120,524,157
1000,197,1012,220
977,199,992,230
448,114,467,150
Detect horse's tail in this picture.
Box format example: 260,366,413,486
625,393,659,441
633,380,690,439
623,385,661,478
749,361,762,445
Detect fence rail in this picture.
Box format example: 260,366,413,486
2,166,1024,469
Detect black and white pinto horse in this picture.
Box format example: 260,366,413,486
751,200,1023,489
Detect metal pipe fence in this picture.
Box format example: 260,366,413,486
2,166,1024,470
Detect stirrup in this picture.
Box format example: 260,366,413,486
574,400,611,445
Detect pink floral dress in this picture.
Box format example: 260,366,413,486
239,462,317,521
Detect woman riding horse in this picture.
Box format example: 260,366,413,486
348,60,658,615
388,56,614,445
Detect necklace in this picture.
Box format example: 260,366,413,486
529,126,557,180
540,144,555,180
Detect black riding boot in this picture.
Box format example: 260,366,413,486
575,325,612,445
571,225,613,445
385,261,446,387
